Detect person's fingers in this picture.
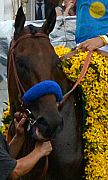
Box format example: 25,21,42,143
14,117,26,129
43,141,52,151
14,112,27,122
86,44,97,51
86,46,93,51
17,117,27,128
14,118,18,128
14,112,21,118
14,112,23,122
35,141,52,157
78,42,94,51
83,43,89,49
36,141,52,149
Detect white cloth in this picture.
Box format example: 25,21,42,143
99,45,108,52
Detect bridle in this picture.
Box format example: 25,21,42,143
58,49,93,109
8,29,92,178
8,28,93,110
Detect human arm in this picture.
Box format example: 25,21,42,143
78,36,107,51
0,136,52,180
64,0,76,16
65,0,76,4
64,0,76,8
10,141,52,179
0,136,17,180
9,112,27,158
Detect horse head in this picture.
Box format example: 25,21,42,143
7,7,83,180
8,6,65,141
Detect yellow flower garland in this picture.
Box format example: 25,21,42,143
54,46,108,180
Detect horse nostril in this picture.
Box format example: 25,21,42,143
36,116,64,139
36,116,49,128
36,116,52,138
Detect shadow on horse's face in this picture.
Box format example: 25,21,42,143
8,6,63,141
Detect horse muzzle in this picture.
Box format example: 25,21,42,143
28,115,64,141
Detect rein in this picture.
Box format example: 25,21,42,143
58,48,93,109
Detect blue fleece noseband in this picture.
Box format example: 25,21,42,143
22,80,63,104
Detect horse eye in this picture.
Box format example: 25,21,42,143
16,59,27,68
16,59,30,73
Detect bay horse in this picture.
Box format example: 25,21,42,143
7,6,83,180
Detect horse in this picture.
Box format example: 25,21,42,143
7,6,83,180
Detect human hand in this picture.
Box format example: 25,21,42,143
64,2,75,16
35,141,52,157
14,112,27,137
78,37,104,51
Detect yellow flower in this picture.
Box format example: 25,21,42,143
1,100,11,137
55,46,108,179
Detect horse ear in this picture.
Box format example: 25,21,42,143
42,6,56,34
15,6,26,34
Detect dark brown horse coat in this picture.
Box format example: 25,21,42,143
7,6,83,180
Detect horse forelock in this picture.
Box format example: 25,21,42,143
28,25,37,35
14,24,46,41
28,24,45,35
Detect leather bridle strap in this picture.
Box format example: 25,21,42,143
8,49,25,102
10,33,49,51
69,50,92,92
58,50,93,108
8,33,49,102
